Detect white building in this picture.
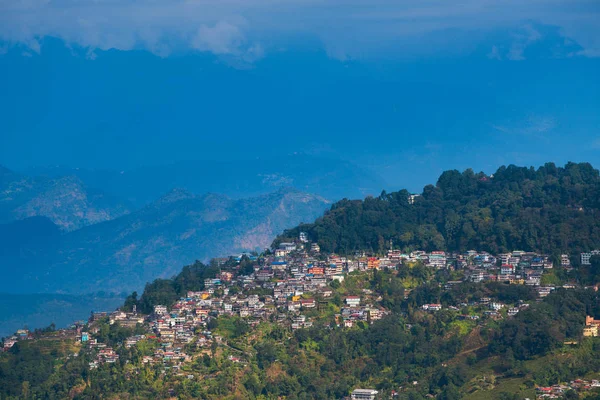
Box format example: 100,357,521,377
500,264,514,275
154,305,168,315
422,304,442,311
351,389,379,400
408,194,420,205
469,270,485,283
279,242,297,252
345,296,361,307
299,232,308,243
581,250,600,265
427,251,447,269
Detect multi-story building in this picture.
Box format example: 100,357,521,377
428,251,447,269
154,305,168,315
351,389,379,400
581,250,600,265
345,296,361,307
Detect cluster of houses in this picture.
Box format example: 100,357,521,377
463,251,554,285
536,379,600,398
337,294,389,328
68,242,596,373
421,296,530,321
1,329,30,351
88,345,119,368
3,237,600,386
72,243,587,361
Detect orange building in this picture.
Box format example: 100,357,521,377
367,257,381,270
308,267,325,275
585,315,600,325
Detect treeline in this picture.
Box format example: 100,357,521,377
275,162,600,255
123,261,220,314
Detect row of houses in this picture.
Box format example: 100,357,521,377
536,379,600,398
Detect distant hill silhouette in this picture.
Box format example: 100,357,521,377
0,166,131,231
24,154,385,207
0,187,329,295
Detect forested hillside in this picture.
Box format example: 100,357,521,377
276,162,600,255
2,263,600,399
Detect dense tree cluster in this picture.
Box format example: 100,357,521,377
123,260,220,314
489,288,600,360
275,162,600,255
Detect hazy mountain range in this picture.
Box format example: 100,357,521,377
24,154,386,207
0,155,388,336
0,187,329,295
0,165,131,231
1,153,386,294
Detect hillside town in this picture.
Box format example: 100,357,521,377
2,236,600,398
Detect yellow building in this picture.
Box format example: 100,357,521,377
583,325,598,337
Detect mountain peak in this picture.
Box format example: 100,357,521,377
274,186,302,195
154,188,196,205
272,186,330,204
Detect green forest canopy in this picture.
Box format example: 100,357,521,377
275,162,600,256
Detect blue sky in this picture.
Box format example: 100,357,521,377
0,0,599,192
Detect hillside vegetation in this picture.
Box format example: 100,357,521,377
1,265,600,399
276,162,600,255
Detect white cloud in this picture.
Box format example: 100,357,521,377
0,0,598,60
192,21,245,55
507,24,542,60
491,114,557,138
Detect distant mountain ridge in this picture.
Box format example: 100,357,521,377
24,154,386,207
0,187,330,295
0,166,131,231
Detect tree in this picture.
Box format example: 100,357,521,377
590,255,600,284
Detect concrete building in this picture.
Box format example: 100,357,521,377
581,250,600,265
351,389,379,400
